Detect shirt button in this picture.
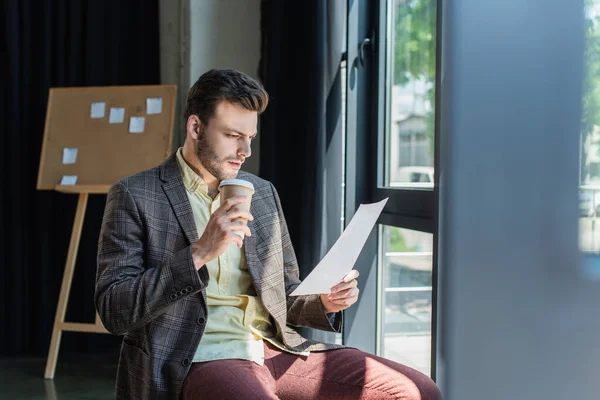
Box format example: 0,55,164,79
197,317,206,325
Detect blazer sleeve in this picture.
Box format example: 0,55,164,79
269,183,343,333
94,182,209,336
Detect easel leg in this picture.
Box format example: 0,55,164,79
44,193,88,379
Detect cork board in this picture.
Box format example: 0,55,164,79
37,85,177,190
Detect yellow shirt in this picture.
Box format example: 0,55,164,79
175,149,306,365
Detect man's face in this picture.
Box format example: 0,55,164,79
195,101,257,181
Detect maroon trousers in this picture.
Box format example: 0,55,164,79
182,342,442,400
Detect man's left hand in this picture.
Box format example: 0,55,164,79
320,270,360,314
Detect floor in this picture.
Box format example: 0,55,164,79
0,336,432,399
0,352,117,400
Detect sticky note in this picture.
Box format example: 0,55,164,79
129,117,145,133
109,108,125,124
62,148,78,164
146,98,163,115
60,175,78,185
90,102,105,118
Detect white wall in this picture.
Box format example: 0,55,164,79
189,0,262,175
160,0,262,175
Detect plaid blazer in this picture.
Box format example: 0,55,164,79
95,155,343,400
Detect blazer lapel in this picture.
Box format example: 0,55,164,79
160,155,199,244
159,163,276,303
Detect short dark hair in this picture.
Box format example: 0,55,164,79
184,69,269,125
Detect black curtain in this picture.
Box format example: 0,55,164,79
1,0,160,356
259,1,347,341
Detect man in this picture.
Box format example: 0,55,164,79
95,69,442,400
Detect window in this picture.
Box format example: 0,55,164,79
344,0,439,378
377,0,438,377
581,0,600,255
379,226,433,375
385,0,437,189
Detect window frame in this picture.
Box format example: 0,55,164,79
343,0,442,380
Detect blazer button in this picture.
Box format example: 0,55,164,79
182,358,191,367
197,317,206,325
170,294,177,300
186,285,193,292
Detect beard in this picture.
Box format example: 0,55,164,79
195,130,239,181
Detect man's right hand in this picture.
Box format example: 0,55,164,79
191,195,253,270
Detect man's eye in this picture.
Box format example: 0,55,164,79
226,133,237,138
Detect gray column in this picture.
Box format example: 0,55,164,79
159,0,190,152
438,0,600,399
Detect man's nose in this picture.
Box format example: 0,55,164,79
238,138,251,158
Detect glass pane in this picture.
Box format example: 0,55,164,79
378,225,433,376
580,0,600,255
385,0,437,188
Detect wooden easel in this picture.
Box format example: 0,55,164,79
37,85,176,379
44,185,111,379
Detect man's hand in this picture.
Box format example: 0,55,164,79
320,270,360,314
191,196,253,270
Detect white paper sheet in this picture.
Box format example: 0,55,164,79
146,98,163,114
109,107,125,124
60,175,78,185
290,198,388,296
129,116,145,133
62,148,78,164
90,102,105,118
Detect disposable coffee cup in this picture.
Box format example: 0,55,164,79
218,179,255,237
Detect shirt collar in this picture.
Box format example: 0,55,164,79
175,148,209,196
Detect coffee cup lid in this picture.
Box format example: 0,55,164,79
218,179,255,192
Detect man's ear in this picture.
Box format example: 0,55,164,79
186,115,203,140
